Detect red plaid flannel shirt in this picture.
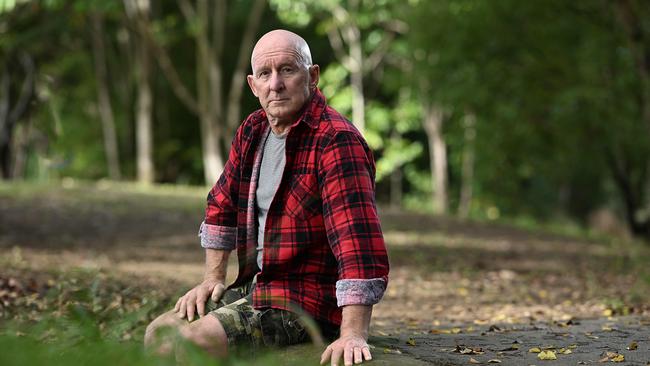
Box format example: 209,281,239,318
200,89,389,326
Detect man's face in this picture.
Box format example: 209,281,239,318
247,46,319,126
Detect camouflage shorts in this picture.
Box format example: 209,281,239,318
206,281,318,351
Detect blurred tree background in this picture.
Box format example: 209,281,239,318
1,0,649,240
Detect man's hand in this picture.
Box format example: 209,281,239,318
173,279,225,322
320,333,372,366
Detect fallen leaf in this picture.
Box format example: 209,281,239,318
610,354,625,362
602,309,613,317
538,350,557,360
454,345,485,355
469,358,480,364
383,348,402,354
627,341,638,350
529,347,542,353
561,349,572,355
487,359,501,363
569,344,577,349
406,338,416,346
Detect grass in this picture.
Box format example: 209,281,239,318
0,265,304,366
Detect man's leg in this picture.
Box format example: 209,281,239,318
145,309,229,357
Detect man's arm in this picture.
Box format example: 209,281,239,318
174,248,230,322
320,305,373,366
174,120,247,321
318,130,390,365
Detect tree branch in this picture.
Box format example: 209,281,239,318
123,2,199,114
226,0,266,131
326,27,351,69
177,0,196,23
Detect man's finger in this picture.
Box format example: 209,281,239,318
331,347,343,366
186,297,196,322
353,347,362,364
343,345,353,366
362,347,372,361
174,296,183,312
211,283,225,302
197,295,206,317
320,345,333,365
177,297,187,319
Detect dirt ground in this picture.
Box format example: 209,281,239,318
1,182,649,337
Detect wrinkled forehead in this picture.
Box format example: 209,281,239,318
251,35,311,72
252,49,303,68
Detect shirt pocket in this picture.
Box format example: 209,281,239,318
285,173,321,220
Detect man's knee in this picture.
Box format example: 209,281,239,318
145,310,228,357
179,314,229,357
145,311,182,343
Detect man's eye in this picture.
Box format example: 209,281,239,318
258,71,270,78
281,67,294,74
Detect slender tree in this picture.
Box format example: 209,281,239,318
90,11,121,180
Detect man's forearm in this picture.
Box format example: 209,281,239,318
340,305,372,339
204,248,231,282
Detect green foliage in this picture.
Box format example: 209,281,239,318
2,0,650,237
0,266,295,366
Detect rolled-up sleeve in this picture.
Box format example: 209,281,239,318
200,124,244,250
319,130,390,306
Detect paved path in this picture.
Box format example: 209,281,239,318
286,316,649,365
374,316,650,365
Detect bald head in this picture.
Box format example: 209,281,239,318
250,29,312,73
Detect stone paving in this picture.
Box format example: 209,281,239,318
284,316,650,365
373,316,650,366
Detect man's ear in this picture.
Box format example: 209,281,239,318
247,75,258,97
309,64,320,90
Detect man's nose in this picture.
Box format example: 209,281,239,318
269,71,284,91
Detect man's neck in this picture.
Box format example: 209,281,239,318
268,120,292,135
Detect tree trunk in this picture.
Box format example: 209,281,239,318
348,25,364,135
458,112,476,219
127,0,155,184
135,48,154,184
10,116,32,179
0,53,34,180
606,147,650,239
90,12,121,180
422,102,448,215
329,5,365,134
615,0,650,134
225,0,266,138
390,164,403,209
196,0,224,185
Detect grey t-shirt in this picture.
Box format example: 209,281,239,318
256,130,287,270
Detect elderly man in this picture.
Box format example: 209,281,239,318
145,29,389,366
